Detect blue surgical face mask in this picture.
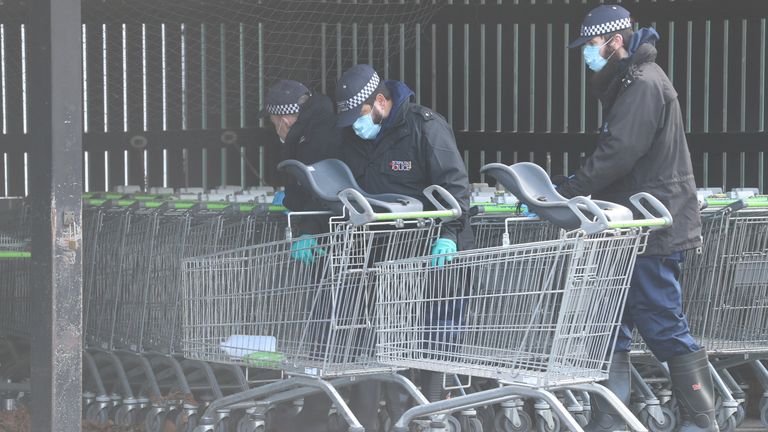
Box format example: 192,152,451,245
583,36,615,72
353,112,381,140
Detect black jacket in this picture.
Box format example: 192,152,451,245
281,94,341,235
340,81,474,250
558,43,701,256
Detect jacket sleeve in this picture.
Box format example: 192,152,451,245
282,110,342,236
558,78,664,198
422,116,471,246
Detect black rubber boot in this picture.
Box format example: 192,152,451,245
585,351,631,432
668,349,719,432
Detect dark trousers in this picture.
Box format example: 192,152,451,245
614,251,700,362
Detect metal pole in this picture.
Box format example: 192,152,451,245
27,0,83,430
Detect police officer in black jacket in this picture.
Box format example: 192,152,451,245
561,5,715,432
262,79,340,236
262,81,346,432
335,64,473,252
334,64,474,431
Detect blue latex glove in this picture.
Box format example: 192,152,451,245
271,191,285,206
290,235,326,264
430,238,457,267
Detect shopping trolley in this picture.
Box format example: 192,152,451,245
0,249,30,340
680,199,768,430
626,196,768,432
0,200,32,402
80,198,289,430
470,203,562,249
374,163,671,432
181,180,462,432
0,201,31,344
469,203,594,430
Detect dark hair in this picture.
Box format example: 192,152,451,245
607,28,634,50
363,82,391,105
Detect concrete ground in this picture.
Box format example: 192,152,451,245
738,417,767,431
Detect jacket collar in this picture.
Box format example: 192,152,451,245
378,80,415,133
591,42,658,113
347,80,416,161
284,94,334,147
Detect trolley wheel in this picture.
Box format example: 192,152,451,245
495,409,533,432
734,403,746,427
718,414,737,432
638,406,676,432
114,404,141,427
460,416,484,432
760,399,768,427
476,404,495,432
214,417,231,432
85,403,110,424
144,409,168,432
535,412,560,432
445,415,462,432
236,416,265,432
573,413,588,428
177,411,199,432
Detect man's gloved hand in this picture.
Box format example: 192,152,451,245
550,174,573,188
271,191,285,206
430,238,457,267
290,235,326,264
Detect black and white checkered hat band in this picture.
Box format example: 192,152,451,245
337,73,380,113
581,17,631,37
266,103,301,116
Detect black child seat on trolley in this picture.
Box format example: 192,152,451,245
277,159,424,215
480,162,633,231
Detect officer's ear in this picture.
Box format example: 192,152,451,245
374,93,387,108
610,33,624,51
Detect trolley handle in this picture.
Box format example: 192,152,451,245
717,198,747,214
565,196,612,235
566,194,672,234
628,192,674,229
338,187,461,226
423,185,463,217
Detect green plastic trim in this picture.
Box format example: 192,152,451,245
242,351,285,368
606,218,670,229
170,202,197,210
133,194,170,201
0,251,31,258
371,210,457,221
476,205,526,214
706,199,768,208
205,202,230,210
86,199,107,206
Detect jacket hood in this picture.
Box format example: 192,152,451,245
628,27,660,57
380,80,415,132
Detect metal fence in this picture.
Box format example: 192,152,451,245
0,0,765,195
